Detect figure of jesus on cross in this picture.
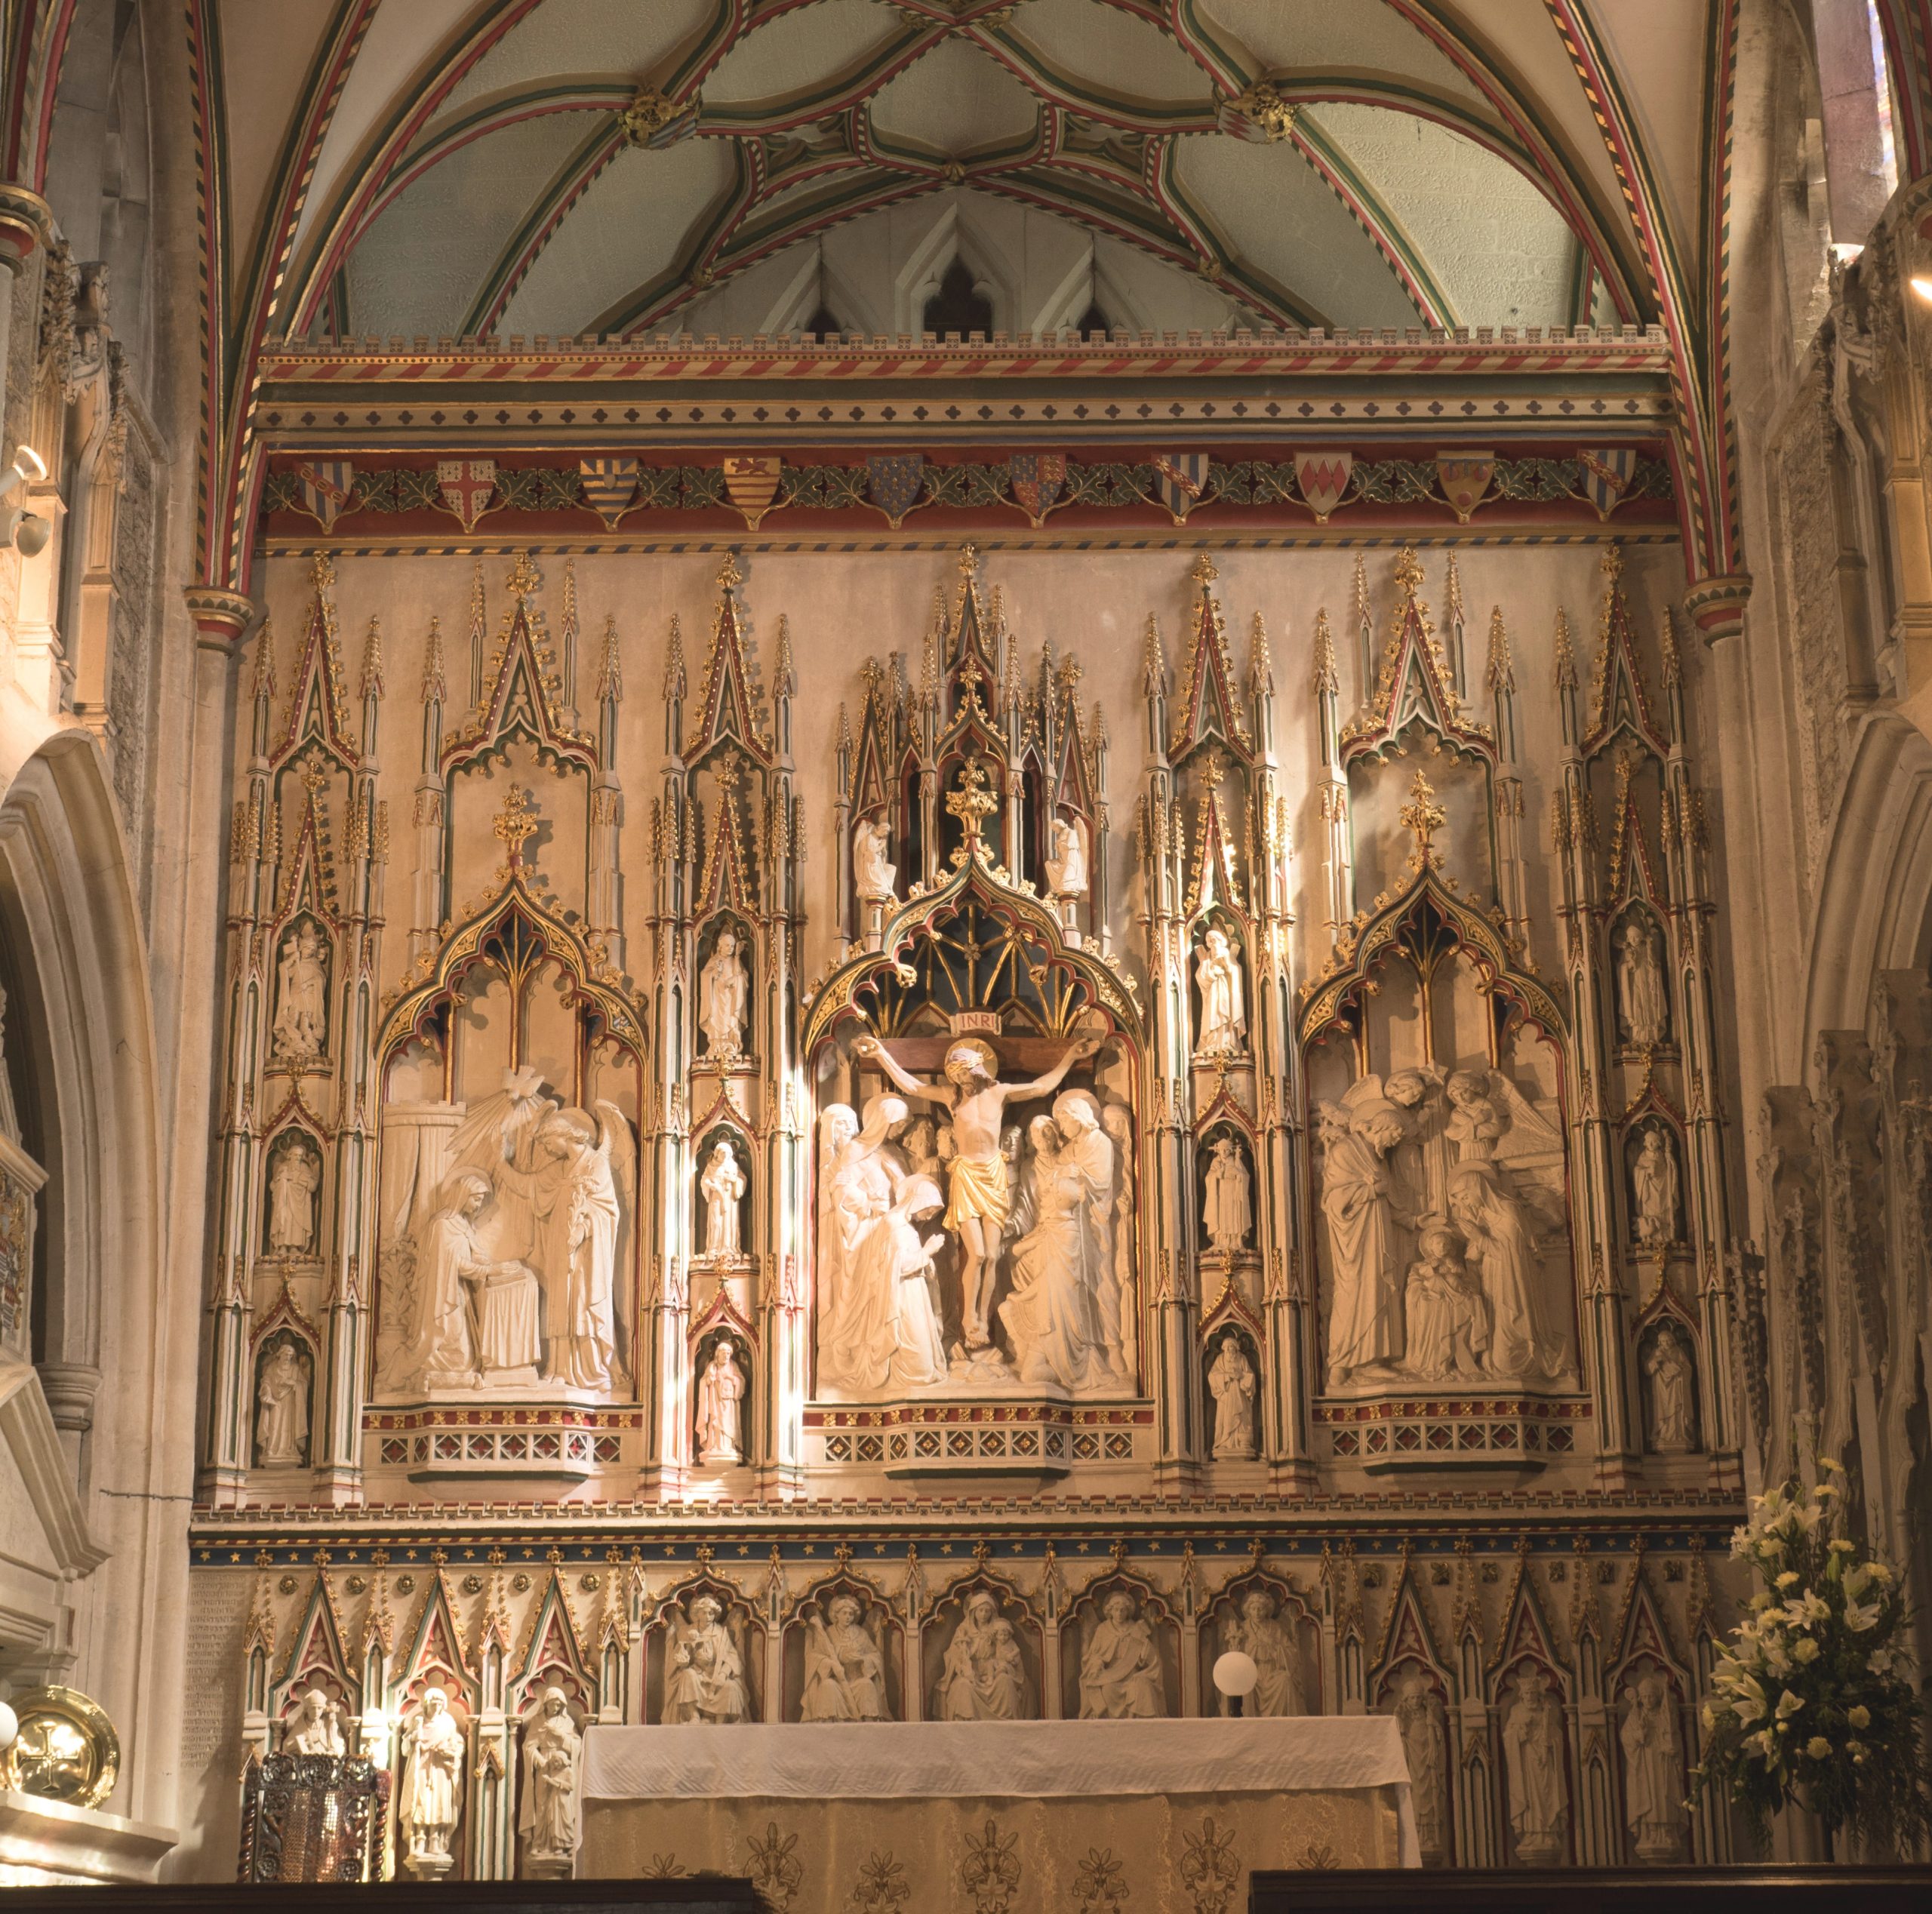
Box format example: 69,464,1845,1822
853,1029,1100,1351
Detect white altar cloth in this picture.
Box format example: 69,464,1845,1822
580,1717,1419,1900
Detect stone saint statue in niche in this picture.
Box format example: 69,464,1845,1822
518,1689,581,1877
1204,1137,1251,1253
1645,1329,1696,1453
695,1340,746,1463
1615,916,1669,1048
398,1688,465,1877
1195,927,1246,1057
855,1031,1098,1352
700,1138,747,1258
255,1341,310,1467
697,928,749,1059
1044,815,1088,897
267,1137,321,1256
1078,1592,1167,1719
1621,1674,1687,1860
934,1592,1029,1721
801,1596,888,1722
1502,1669,1570,1865
853,816,896,901
284,1688,345,1756
271,920,329,1060
1631,1126,1680,1247
1223,1592,1303,1716
663,1596,749,1723
1389,1669,1449,1861
1208,1331,1257,1458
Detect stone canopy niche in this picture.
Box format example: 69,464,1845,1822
804,549,1146,1480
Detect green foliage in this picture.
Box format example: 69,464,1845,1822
1692,1458,1932,1857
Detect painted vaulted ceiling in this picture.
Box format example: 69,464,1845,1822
207,0,1713,343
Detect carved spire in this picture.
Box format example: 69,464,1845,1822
253,617,278,700
663,611,687,701
774,612,796,699
1553,607,1577,691
1141,612,1166,696
597,613,622,702
835,701,851,752
1311,608,1337,694
1445,547,1464,624
466,557,486,706
359,614,385,702
421,614,446,705
1248,610,1274,695
1485,605,1513,693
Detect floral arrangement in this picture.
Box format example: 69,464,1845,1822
1693,1458,1930,1857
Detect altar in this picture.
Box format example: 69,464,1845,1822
580,1717,1417,1907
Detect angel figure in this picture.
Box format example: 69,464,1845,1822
493,1102,633,1391
1044,814,1088,897
664,1596,749,1723
854,816,897,901
800,1596,888,1722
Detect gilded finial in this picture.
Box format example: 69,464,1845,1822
421,614,446,704
506,550,541,601
957,543,979,577
494,784,539,869
1141,613,1166,696
943,755,998,861
360,614,385,701
1445,548,1464,620
1398,768,1446,871
1393,546,1424,597
253,617,278,700
1352,553,1368,625
597,612,622,702
718,549,743,592
1485,605,1513,694
1190,550,1219,586
663,611,686,700
309,552,336,594
1553,607,1577,691
1601,541,1625,585
775,612,795,697
1249,610,1274,694
1311,608,1337,694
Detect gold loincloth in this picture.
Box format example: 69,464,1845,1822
944,1152,1010,1232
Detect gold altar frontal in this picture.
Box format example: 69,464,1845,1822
580,1719,1415,1908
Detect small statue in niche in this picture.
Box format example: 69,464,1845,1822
695,1340,746,1464
519,1689,581,1876
700,1139,747,1258
1630,1126,1681,1247
1620,1673,1687,1860
1208,1331,1257,1458
1222,1591,1303,1717
1645,1328,1696,1453
1389,1669,1449,1862
853,815,897,901
1402,1222,1489,1380
1502,1669,1570,1865
933,1592,1030,1721
266,1136,321,1257
285,1688,345,1757
664,1596,749,1723
801,1596,888,1722
697,927,749,1060
1203,1137,1251,1254
398,1688,466,1877
1194,927,1246,1057
1614,916,1669,1049
271,920,329,1061
255,1340,311,1467
1044,814,1088,897
1078,1592,1167,1719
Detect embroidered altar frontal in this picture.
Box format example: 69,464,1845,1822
580,1718,1415,1907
